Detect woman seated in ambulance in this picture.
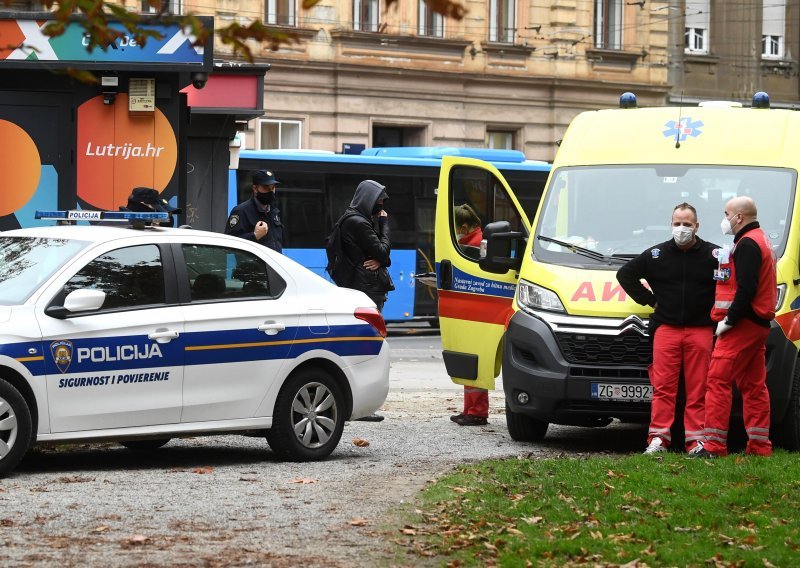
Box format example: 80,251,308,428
454,203,483,259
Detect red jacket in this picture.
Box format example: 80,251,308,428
458,227,483,248
711,224,776,325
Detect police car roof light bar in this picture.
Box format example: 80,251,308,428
35,210,169,229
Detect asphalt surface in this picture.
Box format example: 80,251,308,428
0,328,647,567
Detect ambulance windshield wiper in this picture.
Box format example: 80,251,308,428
537,235,627,265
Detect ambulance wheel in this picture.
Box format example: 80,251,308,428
120,439,171,451
776,359,800,451
267,368,345,461
0,378,33,477
505,402,548,442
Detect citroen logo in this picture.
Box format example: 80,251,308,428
618,315,649,337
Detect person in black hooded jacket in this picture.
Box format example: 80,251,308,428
336,179,394,312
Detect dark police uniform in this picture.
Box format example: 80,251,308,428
225,195,284,253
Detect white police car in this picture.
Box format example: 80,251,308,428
0,211,389,476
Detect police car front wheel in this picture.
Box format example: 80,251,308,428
266,368,346,461
0,378,34,477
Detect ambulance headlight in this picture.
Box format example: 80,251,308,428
776,283,786,311
517,280,565,313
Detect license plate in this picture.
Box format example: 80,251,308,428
591,383,653,402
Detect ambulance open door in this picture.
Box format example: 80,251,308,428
435,156,530,390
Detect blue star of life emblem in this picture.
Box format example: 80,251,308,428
663,118,704,142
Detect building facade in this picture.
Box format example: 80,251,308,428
201,0,672,161
667,0,800,107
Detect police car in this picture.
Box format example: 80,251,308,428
0,210,390,476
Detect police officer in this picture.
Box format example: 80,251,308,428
225,170,285,252
124,187,181,226
691,196,777,458
617,203,720,455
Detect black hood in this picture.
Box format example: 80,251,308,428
349,180,388,218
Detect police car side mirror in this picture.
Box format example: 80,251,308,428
46,289,106,319
478,221,526,274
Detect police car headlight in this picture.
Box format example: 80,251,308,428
517,280,565,313
776,283,787,312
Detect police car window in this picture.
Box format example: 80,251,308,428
181,245,286,301
0,237,89,305
63,245,165,310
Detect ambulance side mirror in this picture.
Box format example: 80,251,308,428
478,221,526,274
46,289,107,319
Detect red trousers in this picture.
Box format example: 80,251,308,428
703,318,772,457
648,325,713,450
463,386,489,418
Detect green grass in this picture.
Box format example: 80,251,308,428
396,452,800,566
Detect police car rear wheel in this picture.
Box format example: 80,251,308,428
120,439,171,451
266,368,345,461
0,378,33,476
505,402,548,442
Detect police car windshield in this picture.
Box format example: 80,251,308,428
534,164,796,268
0,237,89,305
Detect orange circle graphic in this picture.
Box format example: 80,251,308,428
77,94,177,210
0,120,42,217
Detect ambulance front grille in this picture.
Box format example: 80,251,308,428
555,332,652,366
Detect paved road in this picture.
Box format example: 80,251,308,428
0,330,647,567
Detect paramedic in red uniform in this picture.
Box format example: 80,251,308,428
692,196,776,458
617,203,720,454
450,204,490,426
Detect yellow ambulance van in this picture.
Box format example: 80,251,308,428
435,92,800,449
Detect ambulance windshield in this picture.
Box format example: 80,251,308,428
0,237,89,305
534,165,796,268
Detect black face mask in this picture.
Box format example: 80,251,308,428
256,191,275,206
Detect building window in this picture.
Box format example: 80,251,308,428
762,0,786,59
372,125,426,147
763,34,784,58
258,119,301,149
141,0,182,14
419,0,443,37
488,0,515,43
354,0,380,32
594,0,622,49
685,27,707,53
684,0,709,54
265,0,296,26
486,130,513,150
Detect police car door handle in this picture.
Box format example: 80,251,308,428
148,329,180,343
258,321,286,336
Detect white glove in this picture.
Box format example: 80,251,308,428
715,320,733,336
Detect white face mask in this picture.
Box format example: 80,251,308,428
721,215,737,236
672,226,694,246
